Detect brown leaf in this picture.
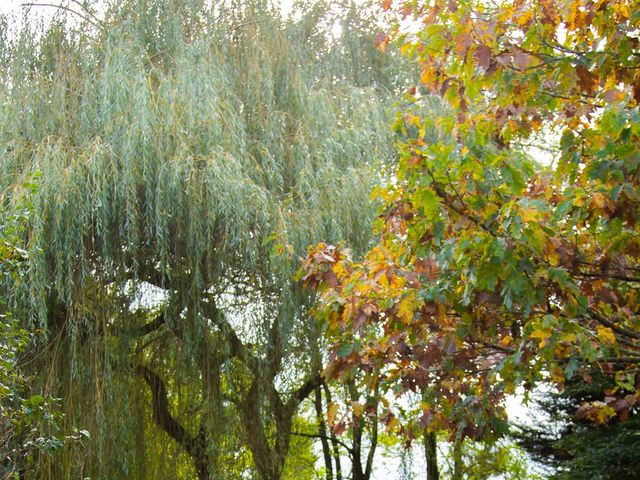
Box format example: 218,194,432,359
458,85,467,112
496,49,536,71
353,310,367,330
323,270,338,288
333,421,347,435
414,257,438,281
575,65,598,95
633,75,640,104
604,88,625,103
540,0,559,26
408,155,422,168
422,7,440,26
511,49,536,70
439,77,452,96
473,44,493,71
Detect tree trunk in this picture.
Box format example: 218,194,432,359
194,456,210,480
423,430,439,480
348,379,377,480
323,383,343,480
315,387,334,480
452,439,463,480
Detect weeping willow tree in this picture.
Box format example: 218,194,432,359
0,0,407,478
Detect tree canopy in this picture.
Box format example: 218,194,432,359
2,0,640,479
303,0,640,446
0,1,407,478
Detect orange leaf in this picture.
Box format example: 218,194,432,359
455,32,472,55
327,402,339,425
374,32,389,51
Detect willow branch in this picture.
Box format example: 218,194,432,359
21,3,99,28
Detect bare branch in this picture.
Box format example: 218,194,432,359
21,2,100,28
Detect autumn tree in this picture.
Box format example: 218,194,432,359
0,1,408,478
303,0,640,452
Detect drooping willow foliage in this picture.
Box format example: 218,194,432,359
0,1,408,479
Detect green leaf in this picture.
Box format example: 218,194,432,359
28,395,45,407
336,343,354,357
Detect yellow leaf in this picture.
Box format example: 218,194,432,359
421,66,436,85
342,303,353,323
515,10,534,26
597,325,616,345
550,364,565,383
591,192,607,209
500,335,512,347
530,327,552,348
404,113,421,127
327,402,339,425
582,401,617,424
520,207,538,223
334,260,348,280
352,401,364,417
397,292,417,323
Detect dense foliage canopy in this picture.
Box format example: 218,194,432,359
304,0,640,447
0,1,406,478
2,0,640,478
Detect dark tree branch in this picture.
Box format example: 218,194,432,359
364,382,379,479
315,387,334,480
290,431,354,455
602,356,640,364
124,312,167,337
287,373,323,412
135,364,209,480
201,297,258,368
578,272,640,283
323,383,343,480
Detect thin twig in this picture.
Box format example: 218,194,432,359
21,2,100,28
